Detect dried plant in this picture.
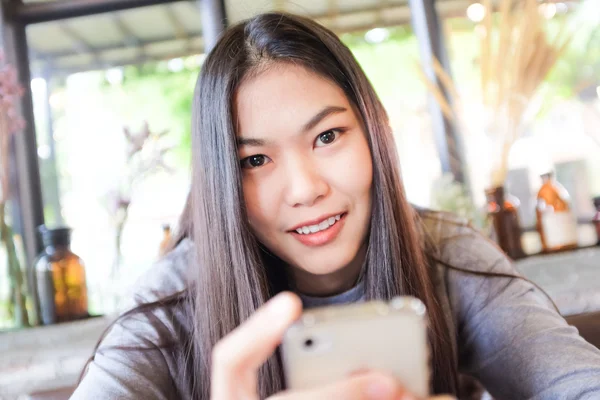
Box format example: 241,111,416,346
108,121,174,279
418,0,574,188
0,49,29,327
0,52,26,204
581,101,600,149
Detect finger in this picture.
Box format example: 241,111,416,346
214,292,302,370
212,291,302,378
267,371,407,400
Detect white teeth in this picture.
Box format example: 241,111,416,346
294,214,343,235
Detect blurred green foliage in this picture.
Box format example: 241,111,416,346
101,58,200,169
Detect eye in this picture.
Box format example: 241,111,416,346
240,154,271,169
315,129,341,148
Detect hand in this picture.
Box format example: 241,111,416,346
268,371,457,400
210,291,455,400
211,292,302,399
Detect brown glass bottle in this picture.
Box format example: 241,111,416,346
35,227,88,325
536,172,578,252
485,186,525,259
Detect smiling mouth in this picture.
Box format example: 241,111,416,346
293,213,343,235
289,213,347,247
289,212,348,234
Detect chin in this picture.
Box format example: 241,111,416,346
298,263,345,276
294,253,357,276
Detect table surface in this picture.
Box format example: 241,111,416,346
515,246,600,316
0,315,113,399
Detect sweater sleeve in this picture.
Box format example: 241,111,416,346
70,311,178,400
442,226,600,399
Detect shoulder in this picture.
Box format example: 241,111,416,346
73,240,196,398
416,207,509,274
103,238,194,351
417,207,471,240
120,238,194,310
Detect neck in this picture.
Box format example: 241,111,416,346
290,244,367,297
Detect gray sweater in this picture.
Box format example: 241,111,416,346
71,211,600,399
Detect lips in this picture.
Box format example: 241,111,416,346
294,214,342,235
288,212,346,233
289,213,347,247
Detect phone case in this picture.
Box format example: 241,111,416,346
281,296,430,397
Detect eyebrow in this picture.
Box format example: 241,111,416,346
237,105,348,148
302,105,347,132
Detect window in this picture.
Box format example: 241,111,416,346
28,4,202,314
342,27,442,207
445,0,600,251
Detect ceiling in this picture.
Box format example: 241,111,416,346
26,0,474,77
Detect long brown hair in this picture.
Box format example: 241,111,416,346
175,12,459,398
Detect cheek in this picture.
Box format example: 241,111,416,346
328,135,373,197
243,175,279,236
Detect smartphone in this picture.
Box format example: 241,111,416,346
281,296,430,397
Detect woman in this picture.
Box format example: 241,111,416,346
72,12,600,400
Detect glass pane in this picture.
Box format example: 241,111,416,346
342,27,442,207
445,0,600,249
29,9,200,313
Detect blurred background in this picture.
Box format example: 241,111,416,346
0,0,599,399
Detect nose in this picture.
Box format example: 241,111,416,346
283,155,329,208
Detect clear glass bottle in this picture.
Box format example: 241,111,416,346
35,227,88,325
536,172,578,252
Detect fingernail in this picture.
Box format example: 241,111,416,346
397,395,416,400
269,293,295,317
365,379,396,399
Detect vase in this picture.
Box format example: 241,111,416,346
536,172,578,252
485,186,526,260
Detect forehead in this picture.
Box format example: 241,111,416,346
234,64,352,135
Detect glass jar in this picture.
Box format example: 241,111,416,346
536,172,578,252
35,226,88,325
485,186,525,259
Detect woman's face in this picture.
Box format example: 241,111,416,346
235,64,373,295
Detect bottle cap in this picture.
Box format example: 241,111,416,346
38,225,72,247
593,196,600,209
